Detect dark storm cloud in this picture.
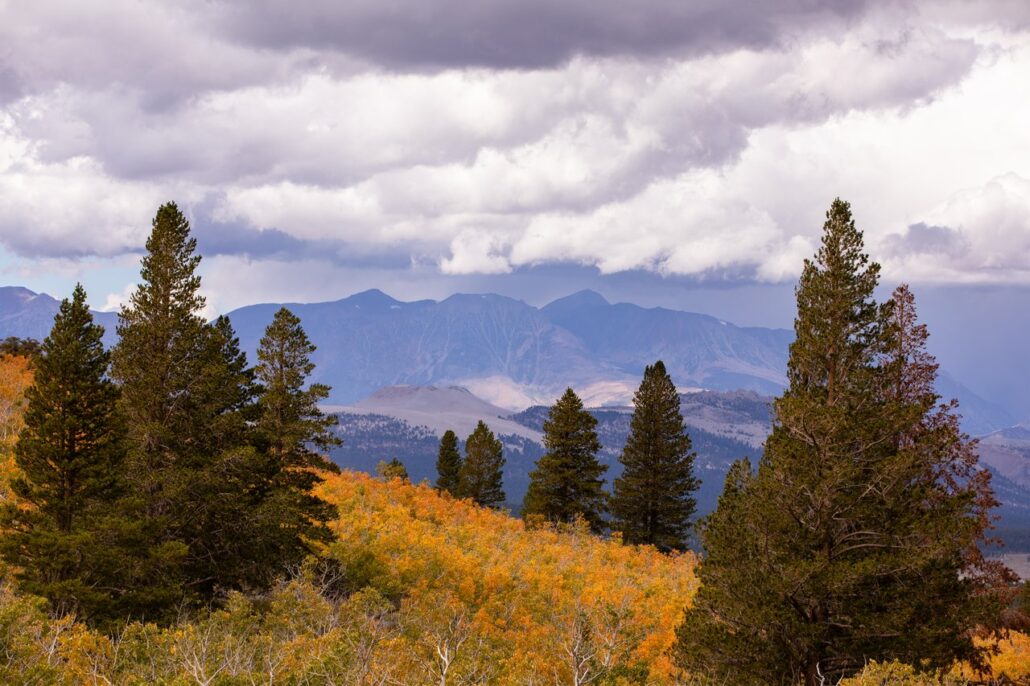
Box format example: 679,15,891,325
882,222,970,257
215,0,872,69
195,221,308,260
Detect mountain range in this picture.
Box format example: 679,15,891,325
0,285,1014,435
1,283,1028,546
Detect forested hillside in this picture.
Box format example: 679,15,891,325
0,467,1026,684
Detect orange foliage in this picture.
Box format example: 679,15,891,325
952,632,1030,683
0,354,32,504
319,470,699,684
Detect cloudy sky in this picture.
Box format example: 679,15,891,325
2,0,1030,409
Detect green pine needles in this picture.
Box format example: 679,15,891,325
611,361,699,551
0,285,126,623
1,203,344,625
458,420,506,508
523,387,608,532
676,199,1009,685
435,429,462,496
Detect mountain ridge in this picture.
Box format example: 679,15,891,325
0,284,1014,435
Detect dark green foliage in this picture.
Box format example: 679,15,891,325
0,336,41,361
109,204,343,617
251,307,341,574
459,421,505,508
677,199,1009,686
110,203,231,616
611,362,698,551
0,285,126,622
376,458,409,481
523,388,607,532
254,307,340,469
112,202,208,477
435,429,462,495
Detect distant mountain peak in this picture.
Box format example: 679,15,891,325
442,292,525,306
343,288,401,308
0,285,48,307
542,289,609,313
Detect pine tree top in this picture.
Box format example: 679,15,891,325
123,202,204,326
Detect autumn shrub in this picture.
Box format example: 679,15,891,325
319,470,699,684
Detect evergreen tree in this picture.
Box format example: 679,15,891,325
252,307,341,574
676,200,1009,685
0,285,126,621
112,202,208,481
111,203,217,617
458,421,505,508
523,388,607,533
376,458,409,481
177,314,272,596
111,203,270,615
0,336,41,361
611,362,698,551
435,429,462,495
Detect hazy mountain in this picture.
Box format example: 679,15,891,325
0,286,118,345
978,424,1030,491
224,288,797,407
227,289,619,408
541,290,793,395
327,385,541,442
0,285,1016,434
222,287,1015,435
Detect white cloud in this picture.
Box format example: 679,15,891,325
440,230,512,275
0,0,1028,291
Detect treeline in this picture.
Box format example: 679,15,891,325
0,203,341,626
433,365,702,552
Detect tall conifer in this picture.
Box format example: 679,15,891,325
676,199,1009,685
435,429,462,496
458,421,505,508
523,388,607,532
111,203,275,614
0,285,126,621
252,307,340,572
611,361,698,551
111,203,219,616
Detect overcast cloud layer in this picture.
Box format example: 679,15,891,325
2,0,1030,311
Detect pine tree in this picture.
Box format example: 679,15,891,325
176,314,273,596
523,388,607,533
676,200,1009,685
110,203,269,615
376,458,409,481
458,421,505,508
252,307,341,574
435,429,462,496
112,202,208,482
610,362,698,551
0,285,126,621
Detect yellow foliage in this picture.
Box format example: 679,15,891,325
319,470,699,684
951,632,1030,683
0,464,1025,685
0,354,31,504
840,660,967,685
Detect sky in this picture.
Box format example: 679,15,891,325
2,0,1030,412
